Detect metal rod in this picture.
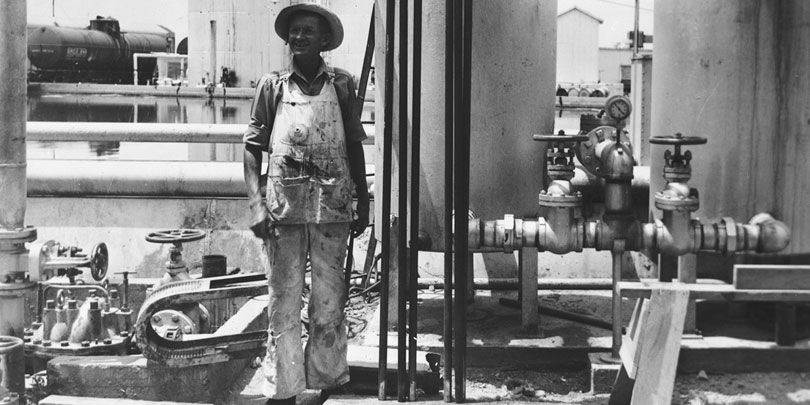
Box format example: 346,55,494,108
409,0,422,400
453,0,472,401
397,0,409,399
379,0,397,399
356,3,377,114
442,0,455,401
611,239,626,359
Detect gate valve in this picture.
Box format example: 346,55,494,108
145,229,206,274
28,241,109,282
650,133,707,212
533,131,589,207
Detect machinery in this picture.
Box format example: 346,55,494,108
27,16,174,84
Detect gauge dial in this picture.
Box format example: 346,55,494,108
605,95,632,122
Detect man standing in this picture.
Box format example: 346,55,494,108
243,4,369,404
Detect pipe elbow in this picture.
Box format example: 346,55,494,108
749,213,791,252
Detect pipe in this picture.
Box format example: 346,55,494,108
443,0,454,401
397,0,409,399
0,337,24,398
409,0,423,400
418,277,613,290
379,0,396,399
27,121,377,143
611,240,625,359
0,0,36,341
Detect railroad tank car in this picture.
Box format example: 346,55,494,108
28,17,174,84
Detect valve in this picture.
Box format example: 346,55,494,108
28,240,109,283
145,229,206,273
651,133,707,212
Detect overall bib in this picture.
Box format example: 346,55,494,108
262,67,353,399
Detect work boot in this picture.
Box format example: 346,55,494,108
319,382,353,401
265,396,295,405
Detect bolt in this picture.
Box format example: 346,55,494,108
576,191,583,197
183,325,192,334
60,341,69,347
120,330,129,337
24,337,31,343
81,341,90,347
35,339,43,345
540,190,547,195
200,313,208,321
152,315,162,324
171,314,180,323
104,338,112,345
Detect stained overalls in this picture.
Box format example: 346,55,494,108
261,66,353,399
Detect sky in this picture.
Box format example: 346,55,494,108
27,0,189,40
558,0,654,48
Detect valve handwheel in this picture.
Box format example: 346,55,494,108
533,133,589,143
650,133,707,145
89,242,109,281
146,229,207,244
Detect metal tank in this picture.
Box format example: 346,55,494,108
651,1,810,256
381,0,557,252
27,18,172,72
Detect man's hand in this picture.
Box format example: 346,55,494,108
351,199,369,237
249,205,274,239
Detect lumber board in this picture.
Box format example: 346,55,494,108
521,247,539,333
629,285,689,405
734,264,810,290
618,281,810,301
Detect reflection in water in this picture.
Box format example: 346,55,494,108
28,94,253,161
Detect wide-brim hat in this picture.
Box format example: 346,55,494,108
275,3,344,52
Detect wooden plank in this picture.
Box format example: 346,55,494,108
734,264,810,290
40,396,201,405
521,247,539,333
618,281,810,302
620,299,649,379
630,285,690,405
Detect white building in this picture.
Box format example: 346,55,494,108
556,7,602,85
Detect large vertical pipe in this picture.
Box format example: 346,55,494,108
378,0,396,399
0,337,24,398
0,0,36,340
650,1,790,270
397,0,409,400
409,0,422,400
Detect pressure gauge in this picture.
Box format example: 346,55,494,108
605,95,632,122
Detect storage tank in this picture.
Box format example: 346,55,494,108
651,1,810,257
375,0,557,252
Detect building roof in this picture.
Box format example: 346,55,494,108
557,7,604,24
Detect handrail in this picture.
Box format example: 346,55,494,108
26,122,376,144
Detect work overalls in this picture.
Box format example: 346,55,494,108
262,66,353,399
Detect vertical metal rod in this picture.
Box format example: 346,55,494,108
633,0,640,56
453,0,472,401
379,0,397,399
397,0,410,400
611,239,626,359
442,0,455,401
408,0,422,401
356,4,377,113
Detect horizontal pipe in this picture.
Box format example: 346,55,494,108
27,160,375,198
27,122,376,144
418,277,613,290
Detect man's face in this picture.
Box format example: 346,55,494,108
288,13,331,57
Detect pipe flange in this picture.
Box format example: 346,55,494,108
468,218,482,249
690,220,703,254
723,217,737,254
522,220,537,250
503,215,515,254
0,226,37,243
539,191,584,208
536,217,548,251
654,192,699,212
514,219,524,250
